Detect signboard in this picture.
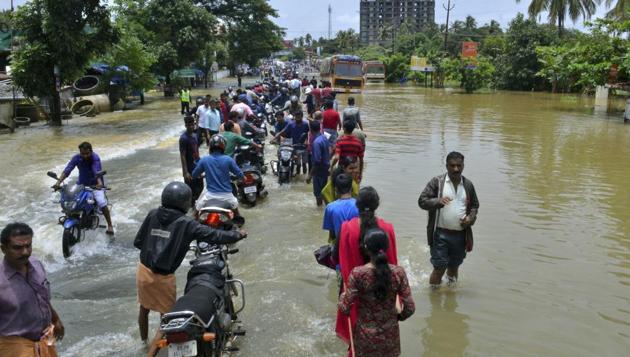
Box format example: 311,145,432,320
410,56,434,72
462,42,478,58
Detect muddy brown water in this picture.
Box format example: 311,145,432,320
1,84,629,356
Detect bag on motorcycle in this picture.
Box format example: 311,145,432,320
314,244,336,270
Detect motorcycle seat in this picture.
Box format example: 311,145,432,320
198,199,233,211
171,285,219,324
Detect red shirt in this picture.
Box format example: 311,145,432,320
335,217,398,343
335,134,364,158
322,87,333,99
322,109,340,130
312,88,322,107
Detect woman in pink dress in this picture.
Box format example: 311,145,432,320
339,228,415,356
336,186,399,348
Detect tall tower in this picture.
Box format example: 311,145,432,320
328,4,332,40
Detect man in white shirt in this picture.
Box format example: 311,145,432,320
195,96,212,146
418,151,479,288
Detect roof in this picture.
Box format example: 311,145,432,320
0,80,27,101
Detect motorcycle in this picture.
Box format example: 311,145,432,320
47,170,109,258
157,204,246,357
270,138,294,184
232,145,268,206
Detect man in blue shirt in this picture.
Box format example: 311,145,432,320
307,120,330,206
179,116,203,206
322,174,358,248
281,110,309,145
53,142,114,234
192,135,244,216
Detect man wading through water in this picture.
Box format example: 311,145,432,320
418,151,479,288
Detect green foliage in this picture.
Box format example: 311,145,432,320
143,0,216,81
353,45,388,61
289,47,306,61
535,19,630,92
516,0,600,36
215,0,284,67
383,53,410,82
11,0,116,125
101,27,157,92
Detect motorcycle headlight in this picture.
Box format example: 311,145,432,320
62,200,74,211
280,151,292,160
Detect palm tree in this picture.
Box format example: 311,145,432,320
516,0,602,36
605,0,630,20
305,33,312,48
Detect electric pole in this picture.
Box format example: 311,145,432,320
328,4,332,40
443,0,455,52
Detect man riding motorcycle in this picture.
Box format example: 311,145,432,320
281,95,302,114
134,182,247,357
193,135,244,217
53,142,114,235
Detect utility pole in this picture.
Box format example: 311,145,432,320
443,0,455,52
328,4,332,40
10,0,16,131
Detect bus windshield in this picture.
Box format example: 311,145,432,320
366,66,385,74
334,63,363,77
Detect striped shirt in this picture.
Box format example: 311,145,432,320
335,134,364,159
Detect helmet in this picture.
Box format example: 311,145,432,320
209,134,227,153
290,95,298,103
304,87,312,95
161,181,192,213
280,87,288,94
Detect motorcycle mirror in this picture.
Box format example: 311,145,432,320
46,171,58,179
95,170,107,177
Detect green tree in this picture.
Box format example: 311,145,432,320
143,0,215,84
101,28,157,95
383,53,410,82
11,0,115,125
605,0,630,20
495,13,561,90
195,0,284,68
515,0,601,36
305,33,313,47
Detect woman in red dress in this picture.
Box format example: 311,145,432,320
339,228,415,356
336,186,399,349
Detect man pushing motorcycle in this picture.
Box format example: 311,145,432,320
134,182,247,356
53,142,114,235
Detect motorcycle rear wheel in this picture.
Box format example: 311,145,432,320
62,226,80,258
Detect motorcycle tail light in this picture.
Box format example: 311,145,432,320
202,333,216,342
244,173,256,185
166,331,191,344
205,213,223,228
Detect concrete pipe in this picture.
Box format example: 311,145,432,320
71,100,95,116
73,75,102,95
71,94,112,116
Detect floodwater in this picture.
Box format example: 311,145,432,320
1,84,629,356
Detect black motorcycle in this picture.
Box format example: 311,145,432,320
157,203,246,357
272,139,294,184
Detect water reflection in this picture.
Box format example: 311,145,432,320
421,291,469,357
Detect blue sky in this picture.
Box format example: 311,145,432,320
267,0,610,39
2,0,611,38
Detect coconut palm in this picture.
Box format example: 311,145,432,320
605,0,630,20
516,0,602,36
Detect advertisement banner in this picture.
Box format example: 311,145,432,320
462,42,478,58
410,56,434,72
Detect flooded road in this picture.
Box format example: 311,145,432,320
1,84,629,356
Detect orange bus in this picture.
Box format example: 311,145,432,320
319,55,364,93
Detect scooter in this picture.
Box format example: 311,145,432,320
233,157,267,206
271,138,294,184
157,204,246,357
47,170,109,258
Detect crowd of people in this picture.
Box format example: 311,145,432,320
0,70,480,357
